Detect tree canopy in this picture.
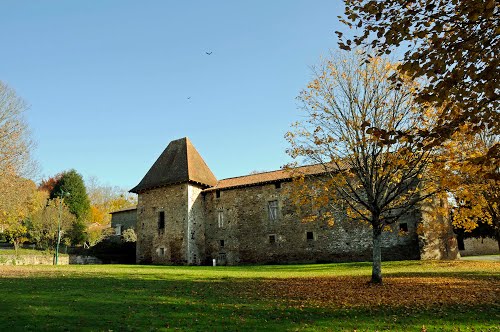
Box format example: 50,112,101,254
0,80,35,179
338,1,499,147
286,51,438,283
51,169,91,221
50,169,91,245
437,126,500,251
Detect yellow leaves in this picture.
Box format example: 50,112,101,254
383,225,393,232
242,268,499,309
302,215,318,223
90,205,107,225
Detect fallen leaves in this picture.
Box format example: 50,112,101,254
235,274,499,309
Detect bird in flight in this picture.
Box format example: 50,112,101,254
205,51,213,55
187,97,191,100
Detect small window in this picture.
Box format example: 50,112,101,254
218,252,227,261
268,200,278,221
399,223,408,232
269,234,276,244
220,239,225,248
158,247,165,256
216,190,221,198
115,224,122,236
158,211,165,230
306,231,314,241
274,182,281,189
142,222,145,229
217,209,224,228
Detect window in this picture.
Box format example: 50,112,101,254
306,231,314,241
269,234,276,244
216,190,221,198
158,247,165,256
218,252,227,262
115,224,122,236
399,223,408,232
217,209,224,228
220,239,225,248
158,211,165,230
268,200,278,221
274,182,281,189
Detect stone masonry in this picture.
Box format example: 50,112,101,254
130,137,456,265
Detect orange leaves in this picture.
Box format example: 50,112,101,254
240,272,499,310
90,205,106,225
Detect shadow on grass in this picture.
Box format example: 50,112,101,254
0,275,499,331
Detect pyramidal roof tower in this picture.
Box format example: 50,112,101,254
130,137,217,193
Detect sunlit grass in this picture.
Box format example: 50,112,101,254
0,260,498,331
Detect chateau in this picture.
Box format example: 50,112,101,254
128,137,458,265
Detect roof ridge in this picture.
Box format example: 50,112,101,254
218,167,287,181
217,163,323,182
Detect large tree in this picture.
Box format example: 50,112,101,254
286,51,437,283
27,194,75,250
440,127,500,251
51,169,91,245
0,80,35,178
0,81,39,251
338,1,499,148
0,177,40,252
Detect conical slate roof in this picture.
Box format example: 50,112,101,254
130,137,217,193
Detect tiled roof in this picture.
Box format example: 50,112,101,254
130,137,217,193
110,206,137,214
204,164,331,191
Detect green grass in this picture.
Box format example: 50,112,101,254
0,261,499,331
0,248,68,256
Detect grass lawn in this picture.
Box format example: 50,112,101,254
0,261,499,331
0,248,63,256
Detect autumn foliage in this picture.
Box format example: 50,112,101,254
433,126,500,251
338,0,499,148
286,51,438,283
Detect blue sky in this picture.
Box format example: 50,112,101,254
1,1,348,189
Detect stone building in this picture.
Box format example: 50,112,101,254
129,137,458,265
110,207,137,236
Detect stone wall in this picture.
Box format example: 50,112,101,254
418,196,460,260
460,238,499,256
203,181,421,265
136,183,206,264
135,178,459,265
111,209,137,232
187,184,205,265
69,255,103,264
0,254,69,265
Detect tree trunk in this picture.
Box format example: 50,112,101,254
495,231,500,254
371,225,383,284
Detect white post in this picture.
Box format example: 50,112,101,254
212,258,216,266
